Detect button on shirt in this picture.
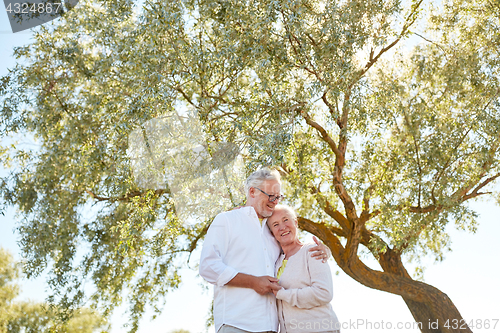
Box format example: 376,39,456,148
199,206,281,332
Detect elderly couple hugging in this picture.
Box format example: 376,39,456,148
200,168,341,333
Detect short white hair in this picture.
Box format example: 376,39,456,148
244,168,281,198
272,204,297,220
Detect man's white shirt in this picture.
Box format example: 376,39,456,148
199,206,281,332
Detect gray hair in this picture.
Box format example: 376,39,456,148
272,204,297,220
244,168,281,197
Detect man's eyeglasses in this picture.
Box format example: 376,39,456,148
254,187,285,203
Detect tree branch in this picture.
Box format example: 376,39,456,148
462,172,500,201
175,87,197,107
431,125,474,202
85,189,166,203
349,0,424,89
297,216,346,238
300,110,341,158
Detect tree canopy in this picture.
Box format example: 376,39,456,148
0,248,108,333
0,0,499,332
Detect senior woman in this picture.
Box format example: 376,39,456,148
267,204,340,333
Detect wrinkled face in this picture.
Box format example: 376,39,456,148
249,179,281,219
267,208,298,246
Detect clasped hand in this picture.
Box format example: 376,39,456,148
253,275,282,295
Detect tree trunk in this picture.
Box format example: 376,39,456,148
297,220,472,333
403,298,443,333
379,249,442,332
376,248,472,333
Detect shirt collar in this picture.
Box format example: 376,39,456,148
242,205,258,218
243,206,268,223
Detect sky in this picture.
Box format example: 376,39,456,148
1,4,500,333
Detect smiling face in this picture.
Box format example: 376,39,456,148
267,207,299,246
248,179,281,219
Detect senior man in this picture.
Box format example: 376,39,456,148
199,168,330,333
